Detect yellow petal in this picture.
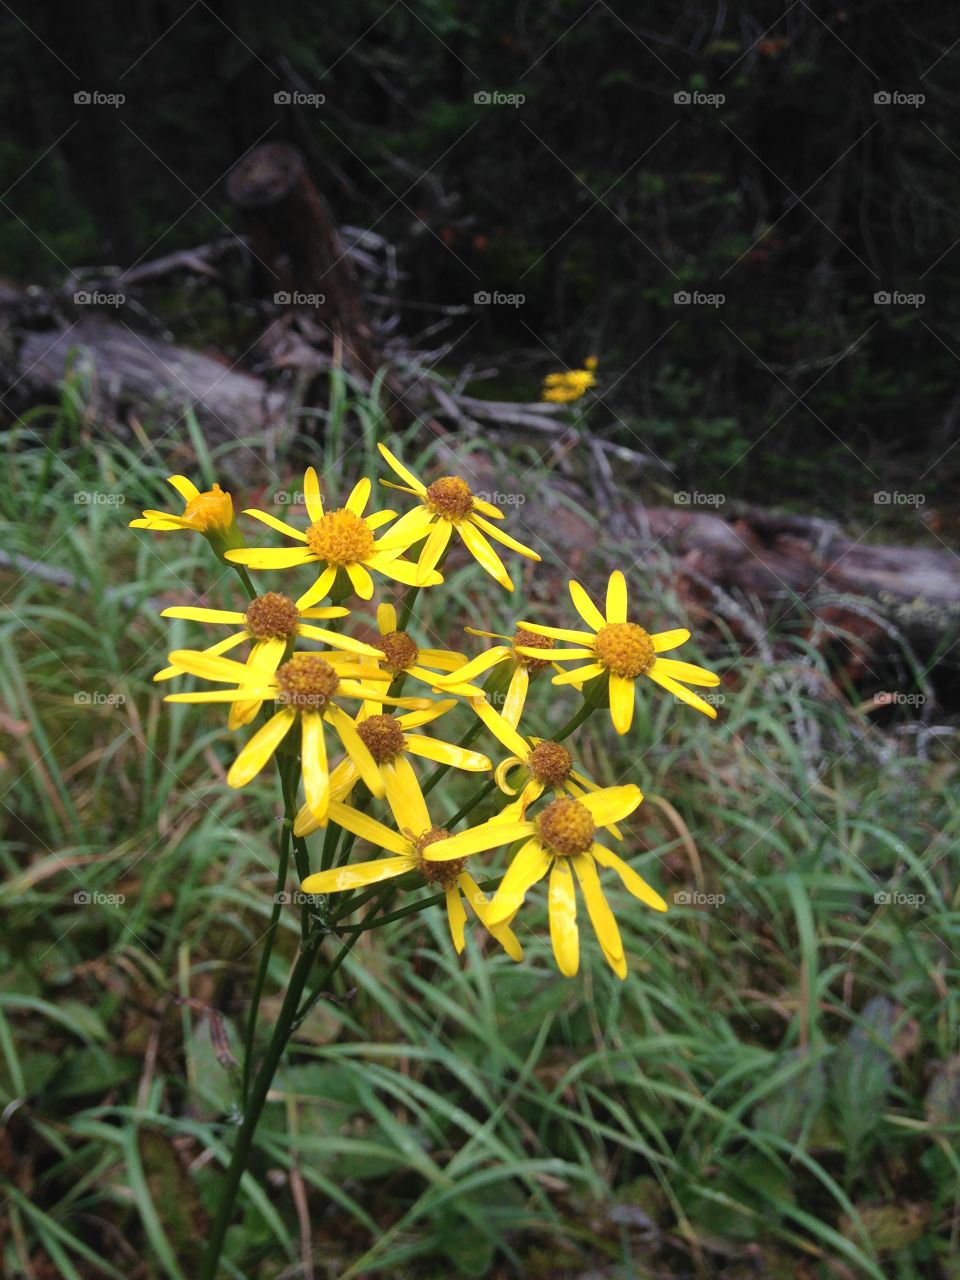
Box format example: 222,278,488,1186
301,710,329,821
381,753,430,833
645,667,718,718
416,519,453,585
445,886,468,953
297,624,381,657
164,687,275,703
226,546,314,569
396,699,458,729
160,606,246,624
367,508,396,529
228,697,264,729
167,474,200,501
301,855,413,894
608,673,635,734
325,703,385,797
304,467,324,522
651,627,691,653
402,732,490,771
569,580,605,631
242,509,307,541
167,649,274,685
227,708,296,787
459,871,523,961
470,696,529,758
326,799,410,855
572,853,625,967
295,566,338,610
486,838,551,924
605,570,628,624
548,860,579,977
578,784,643,826
346,476,371,515
552,663,604,686
372,503,434,552
591,844,668,911
501,664,528,729
458,520,513,591
154,631,247,681
378,442,427,494
377,602,397,635
516,622,594,644
652,656,720,687
434,646,509,686
469,513,540,561
345,561,374,600
424,817,533,862
371,554,442,588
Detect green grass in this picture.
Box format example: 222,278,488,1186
1,379,958,1278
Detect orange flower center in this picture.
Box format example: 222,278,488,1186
374,629,419,673
425,476,473,521
415,827,464,886
594,622,655,678
513,627,553,673
305,509,375,565
357,713,406,762
536,796,595,857
275,655,339,710
182,484,233,533
527,740,573,787
245,591,300,640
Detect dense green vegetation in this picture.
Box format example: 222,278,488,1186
1,377,957,1276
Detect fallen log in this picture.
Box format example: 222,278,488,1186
639,504,960,676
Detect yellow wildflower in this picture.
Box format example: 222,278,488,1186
518,571,720,732
129,475,241,558
300,796,522,961
423,787,664,979
162,648,428,822
225,469,438,604
376,444,540,592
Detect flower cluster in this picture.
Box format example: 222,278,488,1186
541,356,598,404
132,445,720,979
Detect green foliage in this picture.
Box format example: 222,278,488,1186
1,383,958,1276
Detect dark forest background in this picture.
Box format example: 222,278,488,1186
2,0,957,511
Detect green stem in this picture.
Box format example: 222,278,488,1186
199,932,324,1280
396,583,421,631
241,827,290,1106
550,673,609,742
